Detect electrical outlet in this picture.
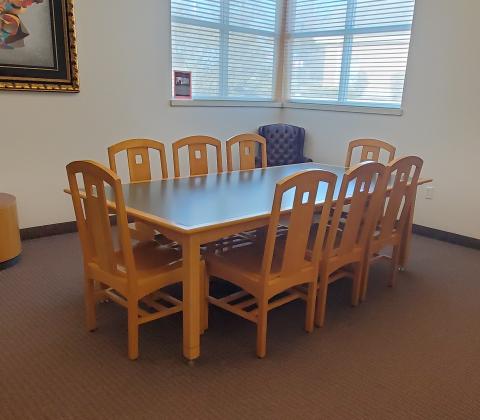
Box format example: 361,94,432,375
425,186,434,200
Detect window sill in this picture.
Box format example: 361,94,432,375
170,99,282,108
170,99,403,115
283,101,403,116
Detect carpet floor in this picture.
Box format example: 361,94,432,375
1,233,480,419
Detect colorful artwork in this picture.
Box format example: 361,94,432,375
0,0,79,92
0,0,44,49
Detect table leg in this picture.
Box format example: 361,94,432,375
399,196,416,270
182,235,201,361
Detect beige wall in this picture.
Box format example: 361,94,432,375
285,0,480,238
1,0,479,239
0,0,281,228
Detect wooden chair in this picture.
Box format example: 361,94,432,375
172,136,223,177
360,156,423,301
108,138,170,243
206,169,338,358
66,160,187,360
258,123,312,166
108,138,168,182
226,133,267,171
312,161,388,328
345,139,396,168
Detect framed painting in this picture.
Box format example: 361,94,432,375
0,0,79,92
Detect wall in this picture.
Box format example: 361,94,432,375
1,0,479,239
285,0,480,238
0,0,281,229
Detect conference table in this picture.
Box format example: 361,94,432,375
69,162,432,361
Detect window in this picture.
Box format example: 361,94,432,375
171,0,416,111
171,0,281,100
285,0,416,109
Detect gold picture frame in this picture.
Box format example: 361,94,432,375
0,0,79,92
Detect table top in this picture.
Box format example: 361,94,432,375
101,163,432,234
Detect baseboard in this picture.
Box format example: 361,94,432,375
412,224,480,250
20,220,480,251
20,215,122,241
21,221,78,240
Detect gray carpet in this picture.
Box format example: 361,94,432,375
1,232,480,419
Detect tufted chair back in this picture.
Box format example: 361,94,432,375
258,124,310,167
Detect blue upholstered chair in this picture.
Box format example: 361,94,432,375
258,123,312,167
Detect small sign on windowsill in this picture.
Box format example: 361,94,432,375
173,70,192,99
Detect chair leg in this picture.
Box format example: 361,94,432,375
127,300,139,361
315,269,329,328
360,259,370,302
256,299,268,358
84,277,97,332
351,262,362,307
305,282,317,333
389,245,401,287
360,255,372,302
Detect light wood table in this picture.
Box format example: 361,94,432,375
67,163,432,361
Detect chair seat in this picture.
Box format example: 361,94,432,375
205,233,256,254
129,221,176,248
88,241,183,298
116,241,183,277
306,224,361,276
207,239,282,289
370,226,402,251
208,239,271,276
207,236,313,297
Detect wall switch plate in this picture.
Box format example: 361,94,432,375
425,186,434,200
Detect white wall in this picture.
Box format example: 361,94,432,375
1,0,479,239
286,0,480,238
0,0,281,229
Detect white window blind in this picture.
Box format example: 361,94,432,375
171,0,280,100
286,0,416,109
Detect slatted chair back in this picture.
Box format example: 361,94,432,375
66,160,136,279
345,138,396,168
108,139,168,183
226,133,267,171
261,170,337,279
172,136,223,178
375,156,423,243
327,161,388,259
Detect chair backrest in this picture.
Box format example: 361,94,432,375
375,156,423,243
66,160,136,279
172,135,223,177
226,133,267,171
258,124,306,166
345,138,396,168
261,169,337,279
327,161,388,258
108,139,168,182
